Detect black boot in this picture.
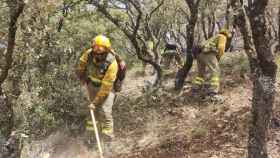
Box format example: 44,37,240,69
102,134,114,156
206,92,225,104
82,131,96,150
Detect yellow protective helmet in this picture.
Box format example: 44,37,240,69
219,29,232,38
93,35,111,49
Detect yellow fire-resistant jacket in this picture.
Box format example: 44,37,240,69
202,33,227,58
77,49,118,105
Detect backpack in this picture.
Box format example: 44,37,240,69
109,50,127,92
165,42,177,51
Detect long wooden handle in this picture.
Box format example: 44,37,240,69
90,109,104,158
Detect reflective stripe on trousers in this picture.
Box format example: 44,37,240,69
209,75,220,93
193,77,205,86
193,52,221,93
85,83,115,139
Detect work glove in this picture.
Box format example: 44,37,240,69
88,103,96,110
216,55,221,61
81,77,91,86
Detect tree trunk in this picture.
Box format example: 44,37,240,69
0,87,13,138
266,11,277,41
132,39,162,86
0,0,24,137
278,5,280,51
201,13,209,40
175,0,201,90
209,12,216,38
201,13,215,40
231,0,278,157
0,1,24,158
231,0,258,73
247,1,278,157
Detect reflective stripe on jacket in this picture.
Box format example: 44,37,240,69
78,49,118,105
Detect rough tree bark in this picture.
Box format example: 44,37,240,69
0,0,24,138
231,0,258,70
247,1,278,157
266,11,278,41
0,1,24,158
175,0,201,90
278,5,280,51
201,12,216,40
231,0,278,158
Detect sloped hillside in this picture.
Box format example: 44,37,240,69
21,54,280,158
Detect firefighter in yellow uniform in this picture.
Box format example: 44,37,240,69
192,29,232,102
76,35,118,146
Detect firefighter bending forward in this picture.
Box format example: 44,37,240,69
76,35,118,147
192,29,232,102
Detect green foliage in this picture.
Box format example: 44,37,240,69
1,0,138,139
25,102,58,137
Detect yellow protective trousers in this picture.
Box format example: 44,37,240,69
85,82,115,139
192,52,220,94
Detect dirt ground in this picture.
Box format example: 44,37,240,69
21,66,280,158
